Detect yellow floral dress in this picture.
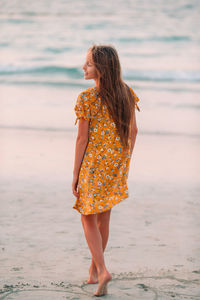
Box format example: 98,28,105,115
73,86,140,215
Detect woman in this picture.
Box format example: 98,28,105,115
72,44,140,296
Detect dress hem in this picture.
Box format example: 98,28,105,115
72,195,128,215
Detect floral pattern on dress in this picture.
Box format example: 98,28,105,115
73,86,140,215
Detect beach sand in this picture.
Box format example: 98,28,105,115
0,128,200,299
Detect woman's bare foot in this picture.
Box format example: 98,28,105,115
87,263,98,284
94,270,112,296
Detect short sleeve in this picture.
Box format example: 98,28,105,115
129,87,140,112
74,91,91,125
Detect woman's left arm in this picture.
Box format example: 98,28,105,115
72,118,89,198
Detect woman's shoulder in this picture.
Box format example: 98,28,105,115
76,87,100,116
74,87,100,122
78,86,98,99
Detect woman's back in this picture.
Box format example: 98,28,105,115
73,85,140,215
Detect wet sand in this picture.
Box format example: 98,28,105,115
0,128,200,299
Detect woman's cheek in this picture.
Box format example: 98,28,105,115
93,68,98,78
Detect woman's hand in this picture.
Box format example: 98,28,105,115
72,173,80,199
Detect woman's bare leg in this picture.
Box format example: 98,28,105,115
87,209,111,283
81,212,112,296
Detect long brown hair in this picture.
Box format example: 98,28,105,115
90,44,137,151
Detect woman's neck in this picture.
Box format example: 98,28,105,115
94,78,100,91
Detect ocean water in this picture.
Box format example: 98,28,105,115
0,0,200,137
